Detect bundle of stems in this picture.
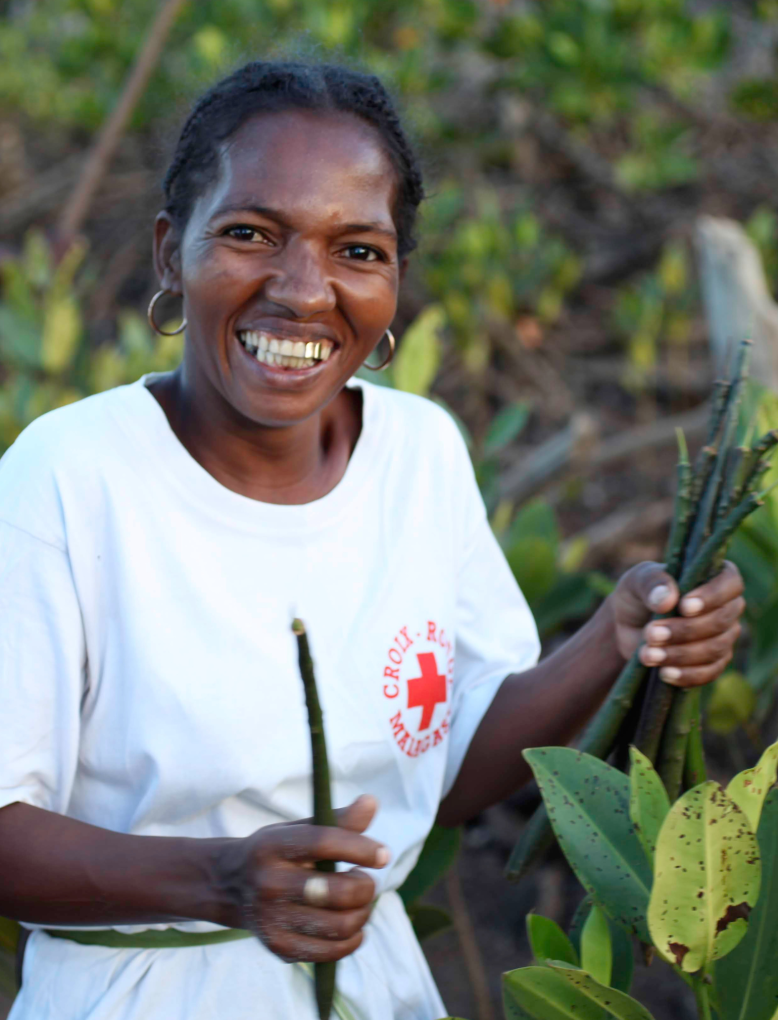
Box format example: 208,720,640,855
507,339,777,883
293,618,337,1020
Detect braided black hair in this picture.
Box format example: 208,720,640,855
163,61,425,259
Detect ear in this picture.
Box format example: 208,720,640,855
153,212,183,294
398,256,410,283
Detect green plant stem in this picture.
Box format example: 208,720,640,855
685,342,751,560
684,704,707,789
634,669,674,763
694,974,713,1020
678,494,763,594
665,440,693,576
293,618,336,1020
657,687,699,800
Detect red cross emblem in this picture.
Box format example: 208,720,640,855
407,652,447,731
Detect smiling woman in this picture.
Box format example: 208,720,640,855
0,60,747,1020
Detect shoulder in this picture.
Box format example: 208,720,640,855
361,380,470,466
0,383,142,547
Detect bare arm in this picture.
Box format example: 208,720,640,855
438,561,745,827
0,796,388,964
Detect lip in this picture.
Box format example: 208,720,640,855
233,332,337,387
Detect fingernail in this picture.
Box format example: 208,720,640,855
647,625,672,644
681,596,704,616
649,585,671,609
643,647,667,665
375,846,390,868
660,667,683,684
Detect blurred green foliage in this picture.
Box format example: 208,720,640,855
0,230,182,450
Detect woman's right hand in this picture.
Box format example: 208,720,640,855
230,794,388,963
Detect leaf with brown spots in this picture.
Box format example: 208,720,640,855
524,748,652,941
726,740,778,833
503,963,657,1019
648,782,761,973
716,790,778,1020
629,747,670,864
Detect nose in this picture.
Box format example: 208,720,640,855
262,240,336,318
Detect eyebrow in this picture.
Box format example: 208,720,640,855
211,203,397,240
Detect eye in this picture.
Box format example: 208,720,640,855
224,225,272,244
341,244,383,263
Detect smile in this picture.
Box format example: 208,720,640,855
237,330,334,370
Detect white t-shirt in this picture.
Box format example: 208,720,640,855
0,376,539,1020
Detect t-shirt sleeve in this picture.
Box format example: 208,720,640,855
0,521,85,813
442,430,541,798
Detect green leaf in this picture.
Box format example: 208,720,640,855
531,574,600,638
0,917,20,955
726,740,778,833
568,895,594,959
706,671,758,734
569,898,634,996
629,747,670,862
41,294,81,374
581,904,612,987
527,914,579,967
483,401,531,456
524,748,652,941
608,921,635,996
506,537,558,606
716,790,778,1020
0,946,15,1000
648,782,761,973
405,903,452,942
503,963,656,1020
393,304,445,397
397,824,460,906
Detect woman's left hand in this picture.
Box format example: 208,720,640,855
610,560,745,687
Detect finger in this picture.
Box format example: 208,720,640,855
335,795,379,834
263,866,376,910
679,561,745,617
658,654,732,688
262,925,364,964
640,623,740,670
272,902,372,941
267,823,390,869
287,795,379,834
625,562,680,619
643,598,745,648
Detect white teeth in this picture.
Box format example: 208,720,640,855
238,332,336,368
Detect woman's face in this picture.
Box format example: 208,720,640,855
154,109,403,427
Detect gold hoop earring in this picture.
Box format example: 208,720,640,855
147,290,187,336
364,329,395,372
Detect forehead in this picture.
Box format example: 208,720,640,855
196,108,398,230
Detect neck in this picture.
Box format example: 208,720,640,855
147,362,361,505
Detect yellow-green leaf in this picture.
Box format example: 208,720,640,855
393,304,445,397
581,905,612,987
41,295,81,374
629,747,671,863
727,740,778,833
706,671,757,735
648,783,761,973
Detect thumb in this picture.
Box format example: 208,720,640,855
619,562,679,623
335,794,379,834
